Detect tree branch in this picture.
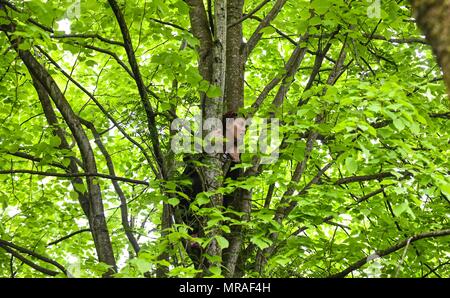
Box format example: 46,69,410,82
0,245,60,276
244,0,288,60
0,239,67,274
335,172,394,185
79,117,141,255
50,33,124,46
329,229,450,278
185,0,213,81
47,228,91,246
250,35,308,115
108,0,167,179
5,151,68,170
149,17,188,32
228,0,271,28
8,40,117,271
0,169,150,186
35,46,159,177
69,42,134,78
368,34,427,45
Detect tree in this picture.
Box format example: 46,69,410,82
412,0,450,95
0,0,449,278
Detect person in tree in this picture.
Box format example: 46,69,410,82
175,112,246,268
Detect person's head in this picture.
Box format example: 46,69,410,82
222,112,246,162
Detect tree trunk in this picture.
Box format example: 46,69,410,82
17,48,117,275
412,0,450,95
202,0,228,271
225,0,245,113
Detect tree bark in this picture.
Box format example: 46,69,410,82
225,0,245,113
79,118,141,256
202,0,228,271
13,45,117,274
32,76,91,218
412,0,450,96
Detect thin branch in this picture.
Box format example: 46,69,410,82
368,34,427,45
430,112,450,119
0,0,53,33
335,172,394,185
79,117,141,254
50,33,124,46
0,169,150,186
246,14,298,46
5,151,67,170
356,187,385,204
0,245,60,276
149,17,188,32
206,0,214,35
47,229,91,246
245,0,288,60
35,46,158,177
228,0,271,28
422,261,450,278
264,183,275,209
250,35,308,115
68,42,134,78
281,161,335,220
272,185,389,258
0,239,66,274
108,0,167,179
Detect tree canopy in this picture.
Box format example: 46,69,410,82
0,0,449,278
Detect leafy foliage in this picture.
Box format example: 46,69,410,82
0,0,448,278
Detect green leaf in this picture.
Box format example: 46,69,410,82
215,236,229,249
250,236,271,250
85,60,97,67
168,197,180,206
392,201,415,219
206,85,222,98
311,0,329,14
345,156,358,174
437,180,450,198
260,26,276,35
131,259,151,274
393,118,405,131
208,266,222,276
49,135,61,147
195,193,210,206
73,183,87,193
